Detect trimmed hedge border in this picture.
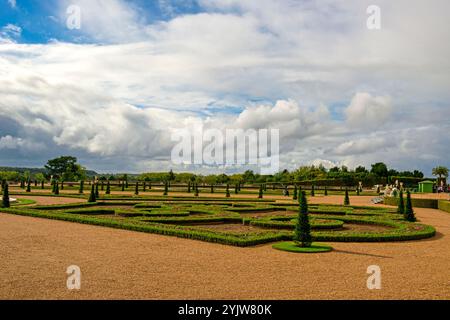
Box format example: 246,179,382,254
383,196,438,209
438,200,450,213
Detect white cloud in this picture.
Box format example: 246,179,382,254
8,0,16,9
0,24,22,43
0,0,449,174
344,93,392,130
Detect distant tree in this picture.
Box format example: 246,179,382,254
432,166,449,180
355,166,368,173
294,191,312,248
397,190,405,214
344,188,350,205
168,169,176,182
45,156,85,181
2,183,10,208
404,191,416,222
371,162,389,178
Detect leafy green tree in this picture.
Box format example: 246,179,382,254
2,183,10,208
45,156,85,180
294,191,312,248
344,188,350,205
397,190,405,214
432,166,449,184
404,191,416,222
371,162,389,178
88,184,96,203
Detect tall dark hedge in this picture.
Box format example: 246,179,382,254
88,184,96,203
397,190,405,214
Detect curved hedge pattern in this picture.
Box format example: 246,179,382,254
0,196,436,247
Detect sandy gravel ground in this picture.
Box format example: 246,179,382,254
1,195,449,300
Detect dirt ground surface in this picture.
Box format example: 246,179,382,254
1,195,449,300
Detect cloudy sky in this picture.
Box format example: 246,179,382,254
0,0,449,175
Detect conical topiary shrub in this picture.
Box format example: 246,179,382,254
397,190,405,214
2,183,10,208
26,179,31,193
88,184,96,203
163,181,168,196
293,185,298,200
294,191,312,248
54,181,59,195
94,183,99,198
404,191,416,222
311,185,315,197
106,181,111,195
135,182,139,195
344,188,350,206
79,180,84,194
324,186,328,196
258,184,263,199
195,183,199,197
226,184,230,198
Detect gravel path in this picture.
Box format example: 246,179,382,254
1,196,449,300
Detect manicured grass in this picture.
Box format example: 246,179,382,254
0,195,436,247
273,241,332,253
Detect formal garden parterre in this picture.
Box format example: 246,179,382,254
1,194,436,248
